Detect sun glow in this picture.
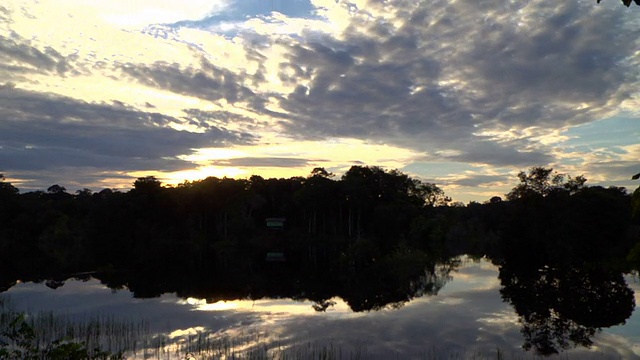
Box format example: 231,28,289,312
164,167,247,185
157,136,423,187
182,297,354,316
179,148,247,162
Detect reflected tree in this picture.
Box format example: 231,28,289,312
500,262,635,355
311,299,336,312
45,280,66,290
498,167,636,355
339,247,458,312
627,172,640,268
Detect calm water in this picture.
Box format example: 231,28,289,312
2,256,640,359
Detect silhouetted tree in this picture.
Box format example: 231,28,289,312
488,196,502,204
295,169,340,236
627,172,640,268
632,172,640,219
597,0,640,7
310,167,334,178
407,179,447,207
0,174,19,196
46,184,64,194
133,176,162,193
0,175,21,278
506,167,586,200
75,188,93,198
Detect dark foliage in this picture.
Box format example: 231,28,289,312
1,166,639,356
597,0,640,7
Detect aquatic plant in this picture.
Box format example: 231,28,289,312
0,298,137,359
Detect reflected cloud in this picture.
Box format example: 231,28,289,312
185,297,355,317
168,326,206,339
2,257,639,359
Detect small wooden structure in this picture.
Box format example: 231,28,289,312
265,217,286,230
264,217,286,261
265,252,286,262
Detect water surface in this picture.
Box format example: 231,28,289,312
3,256,639,359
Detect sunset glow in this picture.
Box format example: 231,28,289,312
1,0,638,202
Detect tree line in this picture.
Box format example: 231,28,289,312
0,165,638,281
0,166,448,276
1,166,640,355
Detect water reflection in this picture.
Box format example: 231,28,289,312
500,261,636,355
185,296,354,316
2,256,639,359
83,247,460,313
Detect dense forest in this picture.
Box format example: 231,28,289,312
1,165,640,355
1,165,638,281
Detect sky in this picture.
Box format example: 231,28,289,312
0,0,639,203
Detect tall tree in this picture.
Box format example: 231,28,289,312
0,174,19,196
133,176,163,193
506,167,585,200
632,172,640,219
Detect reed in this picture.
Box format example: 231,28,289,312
0,296,148,358
1,297,585,360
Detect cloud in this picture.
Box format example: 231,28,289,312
182,109,268,129
210,157,317,168
265,0,638,166
0,86,254,188
448,174,510,188
0,33,73,79
120,58,270,114
585,160,640,184
442,141,554,167
165,0,318,32
40,0,232,29
1,0,637,198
